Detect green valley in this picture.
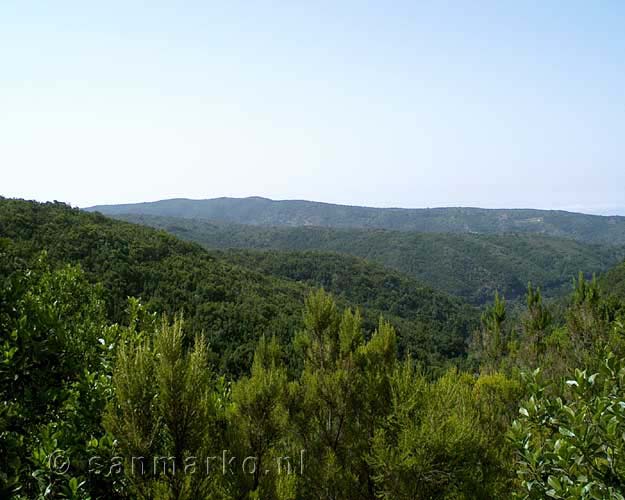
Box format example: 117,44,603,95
111,213,625,304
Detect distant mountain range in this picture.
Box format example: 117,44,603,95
106,213,625,304
86,197,625,245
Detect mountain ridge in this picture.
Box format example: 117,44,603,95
85,196,625,245
86,195,622,214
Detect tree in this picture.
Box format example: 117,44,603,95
104,317,228,500
228,335,295,499
369,364,517,499
0,255,113,499
511,350,625,499
523,284,552,362
292,289,396,499
471,291,507,372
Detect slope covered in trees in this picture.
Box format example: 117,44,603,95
3,246,625,498
215,249,477,360
86,196,625,244
601,259,625,299
113,214,625,304
0,198,474,370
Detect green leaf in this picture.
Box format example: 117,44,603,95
547,475,562,492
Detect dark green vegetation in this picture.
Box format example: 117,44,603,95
601,259,625,300
113,214,625,304
216,249,477,360
4,196,625,499
0,199,477,373
87,196,625,244
0,198,305,375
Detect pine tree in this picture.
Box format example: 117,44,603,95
104,317,227,500
522,283,552,364
229,335,293,498
473,291,507,372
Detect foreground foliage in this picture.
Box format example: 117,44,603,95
511,352,625,499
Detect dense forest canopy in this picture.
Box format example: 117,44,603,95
112,213,625,304
87,196,625,245
0,198,475,371
601,260,625,300
3,197,625,499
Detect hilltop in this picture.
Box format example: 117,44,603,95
86,196,625,245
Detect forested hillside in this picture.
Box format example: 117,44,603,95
113,214,625,304
215,249,477,359
4,198,625,498
0,198,474,370
87,196,625,244
601,259,625,299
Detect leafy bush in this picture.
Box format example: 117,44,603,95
511,350,625,499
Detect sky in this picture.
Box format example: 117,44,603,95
1,1,624,213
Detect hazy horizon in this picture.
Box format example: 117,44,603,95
2,2,624,213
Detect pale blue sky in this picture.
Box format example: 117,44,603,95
1,1,624,213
